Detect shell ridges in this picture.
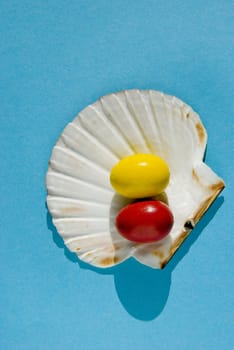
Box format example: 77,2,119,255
46,90,224,269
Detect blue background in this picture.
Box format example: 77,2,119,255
1,1,233,349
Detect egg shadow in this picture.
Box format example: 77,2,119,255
112,195,224,320
46,195,224,321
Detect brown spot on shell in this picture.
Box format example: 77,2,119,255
76,247,81,251
185,112,190,118
99,256,119,266
113,243,120,251
209,181,225,192
192,171,225,193
61,206,84,215
192,168,200,183
196,123,206,144
160,260,168,269
153,250,165,260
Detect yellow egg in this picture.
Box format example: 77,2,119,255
110,153,170,198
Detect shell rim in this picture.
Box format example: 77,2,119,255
46,89,225,269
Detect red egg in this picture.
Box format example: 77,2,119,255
116,200,174,243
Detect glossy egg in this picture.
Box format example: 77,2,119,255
116,200,174,243
110,153,170,198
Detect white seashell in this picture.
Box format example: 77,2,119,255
46,90,225,269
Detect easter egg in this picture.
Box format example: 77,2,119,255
116,200,174,243
110,154,170,198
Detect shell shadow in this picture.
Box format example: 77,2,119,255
46,195,224,321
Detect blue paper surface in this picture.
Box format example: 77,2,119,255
1,1,233,349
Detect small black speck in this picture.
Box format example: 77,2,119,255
184,220,194,230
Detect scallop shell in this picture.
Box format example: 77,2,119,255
46,90,225,269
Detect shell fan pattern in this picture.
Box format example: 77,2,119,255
46,90,225,269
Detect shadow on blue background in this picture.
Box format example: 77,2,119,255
46,195,224,321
